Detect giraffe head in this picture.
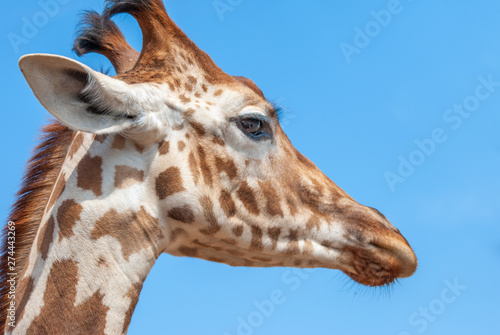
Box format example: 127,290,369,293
19,0,416,286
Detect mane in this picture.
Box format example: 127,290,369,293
0,121,74,333
0,8,132,332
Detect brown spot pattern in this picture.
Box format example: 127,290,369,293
158,140,170,155
114,165,145,189
112,135,126,150
268,227,281,250
37,215,56,260
26,260,109,335
250,225,263,250
178,141,186,152
57,199,83,241
191,122,206,137
77,153,103,196
91,207,164,260
179,94,191,103
168,205,194,224
197,146,213,187
155,167,185,200
215,156,238,180
68,132,84,159
297,183,323,215
285,229,300,255
212,137,225,146
237,181,260,215
199,196,220,235
184,82,193,92
259,181,284,217
219,189,236,218
232,225,244,237
187,75,197,85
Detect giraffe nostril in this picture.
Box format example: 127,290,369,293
365,205,401,232
367,206,387,221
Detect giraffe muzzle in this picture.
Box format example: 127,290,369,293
340,228,417,286
327,202,418,286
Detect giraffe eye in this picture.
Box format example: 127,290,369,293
240,118,261,134
237,117,272,140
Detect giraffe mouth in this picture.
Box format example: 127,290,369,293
339,237,417,286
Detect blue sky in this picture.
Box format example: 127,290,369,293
1,1,499,334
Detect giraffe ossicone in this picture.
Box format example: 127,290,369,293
1,0,417,333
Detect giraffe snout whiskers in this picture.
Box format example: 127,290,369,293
326,202,417,285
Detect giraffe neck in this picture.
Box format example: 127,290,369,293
10,133,165,334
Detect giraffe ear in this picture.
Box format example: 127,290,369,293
19,53,137,134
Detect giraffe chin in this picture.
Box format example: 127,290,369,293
344,272,396,287
342,263,397,287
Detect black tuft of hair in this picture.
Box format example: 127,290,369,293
73,10,124,57
104,0,164,18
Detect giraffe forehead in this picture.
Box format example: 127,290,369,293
152,77,268,114
118,82,264,140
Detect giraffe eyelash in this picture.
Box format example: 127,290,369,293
269,102,288,123
273,105,284,122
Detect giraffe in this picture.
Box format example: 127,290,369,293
0,0,417,333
